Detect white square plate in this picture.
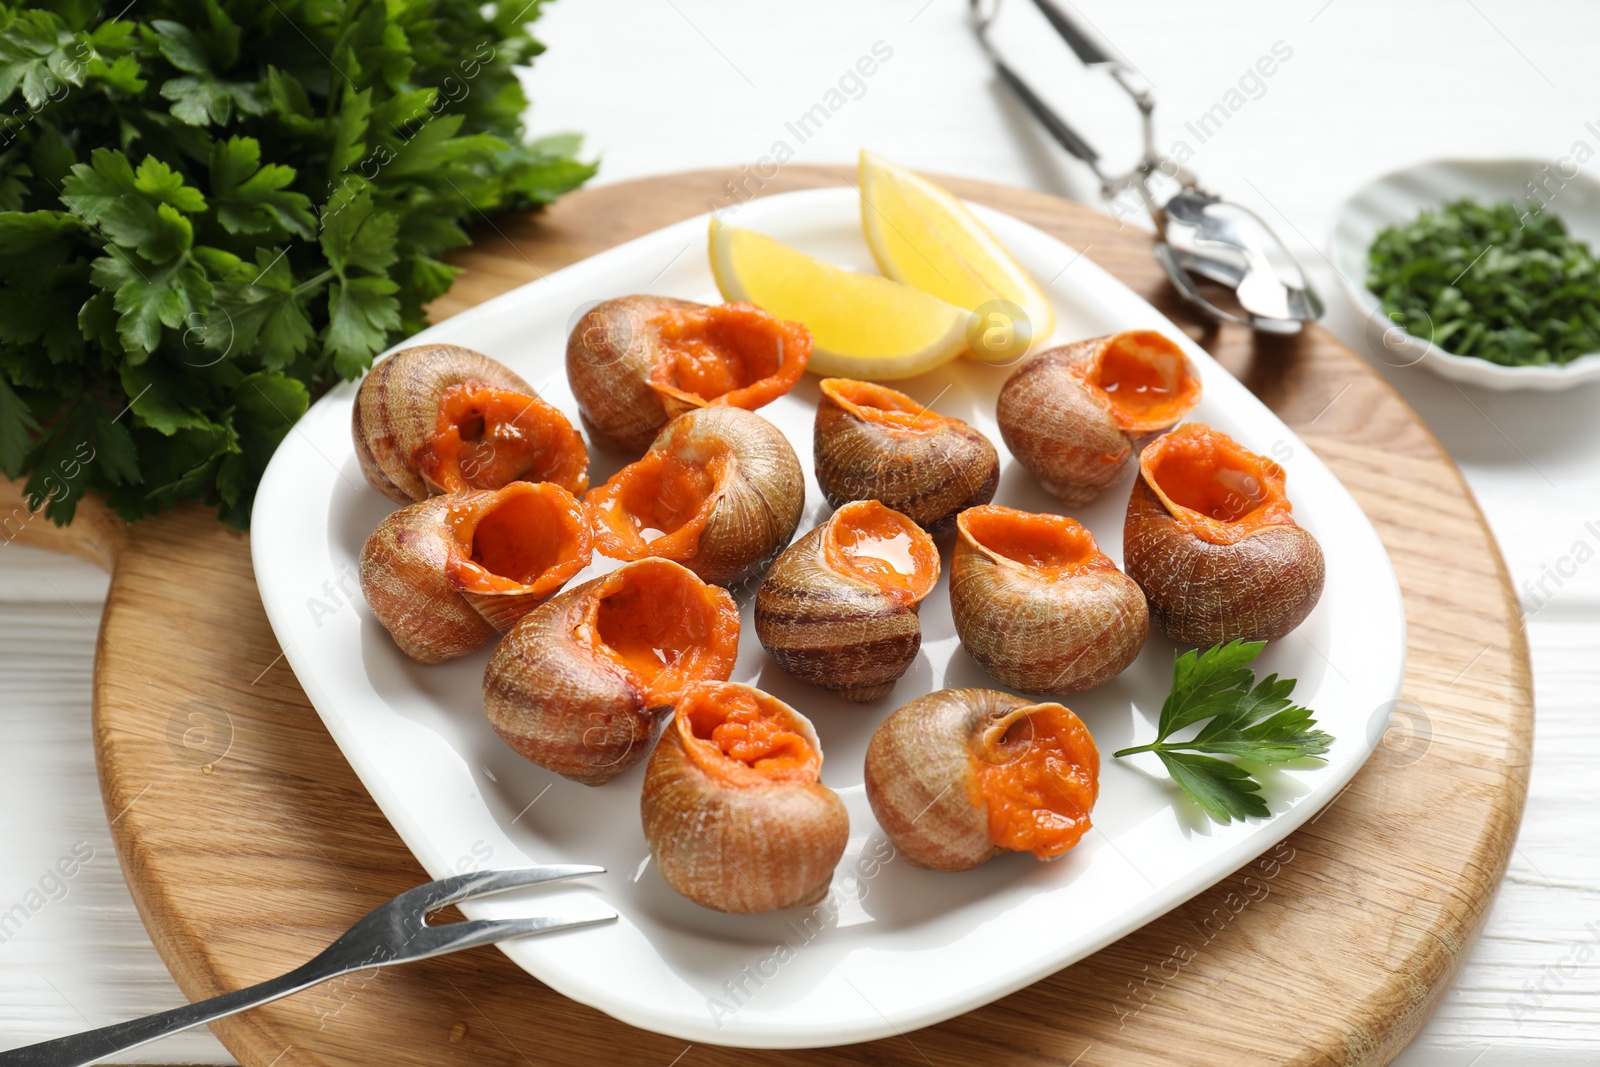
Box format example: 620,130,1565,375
253,187,1405,1048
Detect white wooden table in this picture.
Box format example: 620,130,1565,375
4,1,1597,1062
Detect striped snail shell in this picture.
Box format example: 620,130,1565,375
585,405,804,587
359,481,591,664
642,682,848,912
482,558,741,785
353,344,587,502
567,295,810,454
812,377,998,533
755,500,940,703
1124,422,1324,644
950,504,1148,694
997,330,1200,504
865,688,1100,872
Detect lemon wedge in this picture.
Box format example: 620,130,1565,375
708,218,970,380
858,150,1055,362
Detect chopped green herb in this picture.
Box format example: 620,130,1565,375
1113,640,1334,824
1368,196,1600,368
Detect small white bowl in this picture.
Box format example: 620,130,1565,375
1329,157,1600,392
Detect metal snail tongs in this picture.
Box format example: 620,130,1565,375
971,0,1323,334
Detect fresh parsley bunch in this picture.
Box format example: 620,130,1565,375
1369,197,1600,368
1114,640,1334,823
0,0,594,526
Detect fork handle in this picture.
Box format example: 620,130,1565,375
0,960,330,1067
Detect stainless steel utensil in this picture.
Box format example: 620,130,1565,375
0,865,613,1067
971,0,1323,332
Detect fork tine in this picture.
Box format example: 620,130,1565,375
307,868,609,976
408,912,617,961
399,864,605,913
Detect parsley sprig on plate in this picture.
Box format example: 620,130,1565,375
1114,640,1334,824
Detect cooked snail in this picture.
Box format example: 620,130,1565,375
353,343,588,503
359,481,591,664
813,378,999,533
864,688,1099,872
997,330,1201,504
1124,422,1324,645
755,500,940,703
483,558,741,785
585,405,804,587
567,296,811,454
642,682,848,912
950,505,1147,694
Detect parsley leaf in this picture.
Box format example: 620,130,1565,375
1157,638,1260,737
328,86,373,178
0,374,37,477
118,359,216,435
0,9,89,108
91,405,139,485
161,72,263,125
208,136,314,238
21,396,97,522
148,17,262,126
209,246,317,371
0,209,89,363
1159,752,1267,824
319,184,399,275
89,247,212,358
1114,641,1335,824
325,274,399,378
61,148,206,260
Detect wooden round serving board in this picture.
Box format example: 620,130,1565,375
9,167,1531,1067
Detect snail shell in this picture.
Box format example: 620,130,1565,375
359,481,592,664
950,505,1147,694
585,405,805,587
813,378,999,533
755,500,941,703
483,558,741,785
567,295,811,454
864,688,1099,872
997,331,1201,504
642,682,848,912
1124,422,1324,645
353,344,588,503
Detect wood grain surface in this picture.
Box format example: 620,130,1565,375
2,166,1532,1067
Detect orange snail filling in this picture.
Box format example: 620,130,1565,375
585,446,731,562
580,561,740,708
969,703,1100,859
822,500,939,604
650,303,811,411
676,684,821,787
444,482,590,599
819,378,952,435
1142,424,1296,547
1075,331,1200,434
416,382,588,496
958,505,1115,580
